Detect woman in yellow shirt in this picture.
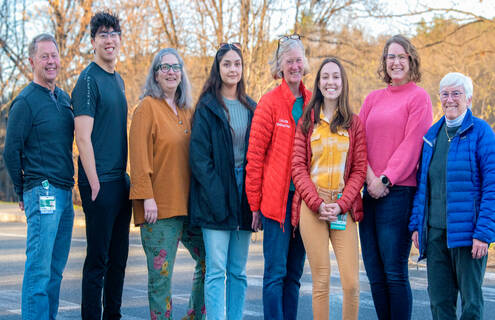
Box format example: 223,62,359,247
292,57,367,320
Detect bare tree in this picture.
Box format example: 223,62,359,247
0,0,29,104
44,0,94,93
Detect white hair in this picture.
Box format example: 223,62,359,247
439,72,473,109
269,39,310,80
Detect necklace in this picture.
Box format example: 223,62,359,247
444,125,454,142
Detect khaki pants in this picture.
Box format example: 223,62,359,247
299,189,359,320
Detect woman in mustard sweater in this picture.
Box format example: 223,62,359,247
129,48,206,320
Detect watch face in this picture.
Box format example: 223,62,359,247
381,176,389,185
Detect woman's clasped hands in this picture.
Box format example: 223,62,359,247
318,202,342,222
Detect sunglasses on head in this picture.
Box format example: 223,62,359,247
219,42,242,50
278,34,301,44
276,34,302,68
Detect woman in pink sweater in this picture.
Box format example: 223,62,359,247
358,35,432,320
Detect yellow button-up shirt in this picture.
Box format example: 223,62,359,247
310,110,349,191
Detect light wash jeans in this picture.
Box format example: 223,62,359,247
22,182,74,320
202,228,251,320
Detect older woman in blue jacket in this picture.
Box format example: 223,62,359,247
409,72,495,319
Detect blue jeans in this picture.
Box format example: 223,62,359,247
202,228,251,320
360,185,415,320
22,182,74,320
261,191,306,320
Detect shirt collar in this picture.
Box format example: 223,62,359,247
317,109,348,137
319,110,330,124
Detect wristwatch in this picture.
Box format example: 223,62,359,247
380,175,391,187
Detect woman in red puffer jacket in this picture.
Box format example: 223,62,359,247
245,34,311,320
291,57,367,320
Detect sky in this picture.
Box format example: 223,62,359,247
364,0,495,36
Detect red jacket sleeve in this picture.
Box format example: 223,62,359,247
336,116,367,214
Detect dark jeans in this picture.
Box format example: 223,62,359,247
427,227,487,320
80,176,132,320
261,191,306,320
360,185,415,320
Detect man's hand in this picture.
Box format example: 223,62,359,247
472,239,488,259
144,198,158,224
18,201,24,211
90,180,100,201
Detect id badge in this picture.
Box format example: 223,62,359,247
39,180,56,214
40,196,56,214
330,213,347,230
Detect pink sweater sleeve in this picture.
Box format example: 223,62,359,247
382,92,433,185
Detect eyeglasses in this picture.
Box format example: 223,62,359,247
155,63,182,73
276,34,302,68
386,54,408,62
219,42,241,50
439,90,464,100
96,31,121,40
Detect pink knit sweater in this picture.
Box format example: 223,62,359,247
359,81,433,186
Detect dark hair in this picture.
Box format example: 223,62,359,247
197,45,253,114
90,11,121,39
378,34,421,84
301,57,353,135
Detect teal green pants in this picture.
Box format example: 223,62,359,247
141,216,206,320
427,227,487,320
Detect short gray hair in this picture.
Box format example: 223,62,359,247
269,38,310,80
141,48,193,109
28,34,58,58
439,72,473,109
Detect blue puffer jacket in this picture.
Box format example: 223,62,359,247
409,109,495,261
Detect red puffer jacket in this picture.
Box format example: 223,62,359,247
246,79,312,224
291,111,367,227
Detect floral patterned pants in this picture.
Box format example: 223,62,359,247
140,216,206,320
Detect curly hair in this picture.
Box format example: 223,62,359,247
378,34,421,84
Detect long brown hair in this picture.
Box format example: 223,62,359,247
301,57,352,135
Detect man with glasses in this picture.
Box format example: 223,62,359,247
4,33,74,320
71,11,132,319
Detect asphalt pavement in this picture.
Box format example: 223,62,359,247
1,205,495,319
